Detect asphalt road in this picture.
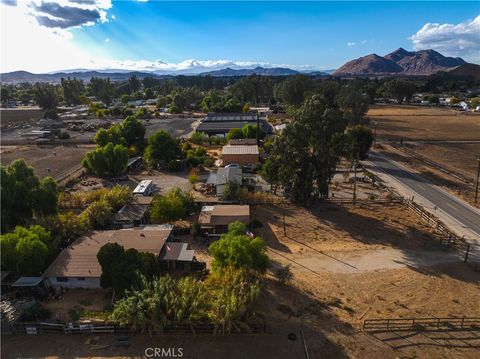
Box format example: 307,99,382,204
366,151,480,240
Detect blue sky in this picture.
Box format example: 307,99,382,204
1,1,479,72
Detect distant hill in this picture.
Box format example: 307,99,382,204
446,63,480,80
199,66,300,77
0,70,164,84
334,48,467,76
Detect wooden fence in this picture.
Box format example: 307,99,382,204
404,199,462,244
2,320,266,336
363,317,480,333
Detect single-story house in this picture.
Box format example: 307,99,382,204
222,145,259,165
198,205,250,234
43,225,175,289
113,203,150,228
206,167,242,197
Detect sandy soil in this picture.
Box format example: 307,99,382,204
41,289,112,322
368,105,480,141
0,145,92,179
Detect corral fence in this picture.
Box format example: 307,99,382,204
363,317,480,333
2,320,266,336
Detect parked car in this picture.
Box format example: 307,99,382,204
225,163,240,169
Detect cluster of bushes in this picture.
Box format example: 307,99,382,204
226,124,265,141
83,116,145,177
182,142,214,168
150,187,195,224
79,185,133,229
109,221,268,334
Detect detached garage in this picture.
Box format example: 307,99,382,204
222,145,259,165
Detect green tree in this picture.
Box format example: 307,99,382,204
93,125,126,147
120,94,131,104
61,77,85,106
226,128,244,140
269,95,346,204
242,124,263,139
1,160,58,231
208,221,269,273
88,77,115,105
338,82,369,125
150,187,195,223
82,143,129,178
220,180,241,201
274,75,313,107
346,125,373,160
34,83,59,119
97,244,159,295
383,79,417,104
121,116,146,147
128,76,141,94
144,130,180,169
80,199,112,229
0,225,52,275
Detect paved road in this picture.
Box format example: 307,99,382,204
365,151,480,241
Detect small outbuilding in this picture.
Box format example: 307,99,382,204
222,145,259,165
198,204,250,234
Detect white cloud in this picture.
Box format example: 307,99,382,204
361,40,367,44
410,15,480,62
1,1,114,72
347,42,355,47
104,38,110,42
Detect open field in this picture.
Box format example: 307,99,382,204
368,104,480,141
3,202,478,358
404,142,480,180
0,145,92,180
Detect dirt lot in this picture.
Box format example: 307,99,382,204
0,107,44,128
0,145,92,180
41,289,112,322
368,104,480,141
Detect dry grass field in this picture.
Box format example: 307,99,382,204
368,105,480,141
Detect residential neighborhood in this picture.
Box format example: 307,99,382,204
1,1,480,358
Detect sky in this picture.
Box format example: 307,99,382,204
1,1,479,73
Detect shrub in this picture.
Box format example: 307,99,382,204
220,180,241,201
274,264,293,284
58,131,70,139
188,168,200,184
150,188,195,223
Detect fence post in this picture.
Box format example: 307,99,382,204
464,244,470,263
386,319,389,331
461,317,465,329
412,318,415,330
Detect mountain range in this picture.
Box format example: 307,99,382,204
333,48,467,76
0,48,477,83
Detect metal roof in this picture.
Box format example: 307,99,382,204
222,145,259,155
12,277,44,287
160,242,195,262
204,113,258,122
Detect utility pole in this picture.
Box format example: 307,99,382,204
475,156,480,203
373,121,378,148
353,161,357,205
